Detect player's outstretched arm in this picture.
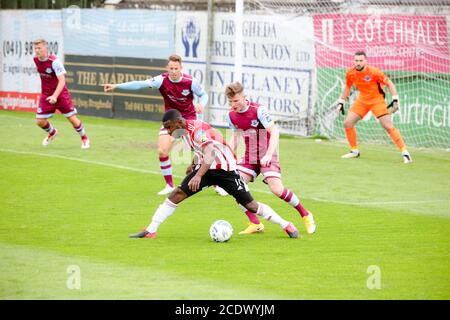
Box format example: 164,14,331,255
103,84,117,92
103,80,152,92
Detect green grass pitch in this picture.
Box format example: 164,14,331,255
0,110,449,299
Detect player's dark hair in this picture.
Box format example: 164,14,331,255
162,109,182,123
354,50,366,57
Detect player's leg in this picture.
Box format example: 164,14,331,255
66,115,90,149
378,114,412,163
236,171,265,234
36,98,58,146
244,200,299,238
129,170,207,238
58,96,89,149
234,165,266,234
36,117,58,146
214,185,228,196
157,130,175,195
265,177,316,234
341,106,364,158
214,170,298,238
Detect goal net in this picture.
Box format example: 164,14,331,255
240,0,450,148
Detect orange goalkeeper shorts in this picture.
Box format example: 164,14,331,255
349,99,389,118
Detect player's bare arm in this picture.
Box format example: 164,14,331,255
260,124,279,167
188,162,211,192
46,74,66,104
188,143,216,191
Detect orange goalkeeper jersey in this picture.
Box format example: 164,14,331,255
345,65,389,104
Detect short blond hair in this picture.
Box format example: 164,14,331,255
168,54,182,64
33,39,47,46
225,82,244,97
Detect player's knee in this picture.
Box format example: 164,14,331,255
270,186,283,197
382,122,394,130
35,118,46,127
67,115,80,126
167,187,186,204
343,119,354,129
158,147,170,157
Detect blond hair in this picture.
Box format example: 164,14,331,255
225,82,244,97
168,54,182,64
33,39,47,46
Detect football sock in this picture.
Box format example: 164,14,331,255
237,203,262,224
42,122,56,135
387,127,406,150
236,201,261,224
245,211,262,224
344,127,358,150
159,156,174,187
256,202,289,229
279,188,309,217
146,199,177,233
74,122,86,138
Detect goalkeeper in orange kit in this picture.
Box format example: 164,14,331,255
336,51,412,164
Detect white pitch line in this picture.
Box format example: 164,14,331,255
1,148,449,208
308,197,450,206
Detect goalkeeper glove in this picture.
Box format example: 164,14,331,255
337,98,345,115
387,95,399,114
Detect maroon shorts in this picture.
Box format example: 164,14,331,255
36,94,76,118
237,160,281,183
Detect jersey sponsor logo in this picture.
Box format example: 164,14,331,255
181,89,190,96
45,68,53,74
364,75,372,81
251,119,259,127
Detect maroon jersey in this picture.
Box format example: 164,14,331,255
228,100,275,164
33,55,70,98
158,73,197,120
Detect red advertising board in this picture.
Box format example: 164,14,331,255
314,14,449,73
0,91,39,113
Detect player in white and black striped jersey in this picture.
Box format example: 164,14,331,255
129,109,299,239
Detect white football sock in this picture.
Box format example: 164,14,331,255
256,202,289,228
146,199,177,233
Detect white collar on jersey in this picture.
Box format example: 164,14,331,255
37,55,50,62
168,75,183,83
238,100,251,113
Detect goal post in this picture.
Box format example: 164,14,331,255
239,0,450,148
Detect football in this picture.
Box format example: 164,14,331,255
209,220,233,242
